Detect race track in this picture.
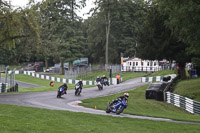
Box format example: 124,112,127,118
0,77,200,125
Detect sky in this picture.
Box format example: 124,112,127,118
9,0,95,19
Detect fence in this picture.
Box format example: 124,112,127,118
166,92,200,115
9,69,15,89
22,71,119,85
64,64,121,81
121,65,171,72
0,70,121,86
0,65,5,83
0,83,8,93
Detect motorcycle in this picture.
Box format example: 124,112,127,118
75,84,81,95
57,86,66,98
105,98,128,114
96,81,103,90
103,78,109,86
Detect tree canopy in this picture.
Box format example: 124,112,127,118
1,0,200,78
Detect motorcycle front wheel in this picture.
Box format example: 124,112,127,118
57,92,61,98
116,106,124,114
75,90,78,95
106,106,111,113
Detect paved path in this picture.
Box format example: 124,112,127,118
0,77,42,88
0,77,200,125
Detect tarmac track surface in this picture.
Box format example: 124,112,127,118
0,77,200,125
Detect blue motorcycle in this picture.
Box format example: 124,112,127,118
103,78,109,86
57,86,66,98
106,99,128,114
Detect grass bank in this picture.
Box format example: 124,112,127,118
2,74,94,93
174,77,200,102
52,71,147,82
0,104,200,133
147,70,177,77
80,85,200,122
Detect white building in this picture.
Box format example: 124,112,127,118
121,57,161,72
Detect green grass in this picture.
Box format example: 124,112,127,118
0,104,200,133
80,85,200,122
174,77,200,101
147,70,177,77
121,72,146,81
2,74,94,93
52,70,178,82
15,74,74,92
52,71,147,82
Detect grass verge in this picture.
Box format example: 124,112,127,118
52,72,147,82
147,70,177,77
2,74,94,93
80,85,200,122
0,104,200,133
174,77,200,101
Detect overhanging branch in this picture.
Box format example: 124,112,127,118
0,35,30,44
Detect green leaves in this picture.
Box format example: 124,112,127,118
86,0,145,64
0,3,40,49
158,0,200,65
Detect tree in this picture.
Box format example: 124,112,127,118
137,2,190,79
158,0,200,75
0,1,40,49
39,0,86,74
87,0,145,64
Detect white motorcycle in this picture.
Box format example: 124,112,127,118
96,81,103,90
75,84,81,95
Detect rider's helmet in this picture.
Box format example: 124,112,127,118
64,83,67,87
79,79,82,82
97,76,99,78
103,75,105,77
124,93,129,98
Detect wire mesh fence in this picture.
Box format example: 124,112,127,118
9,69,16,91
64,64,122,81
0,65,5,83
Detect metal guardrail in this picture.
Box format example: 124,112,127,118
141,74,177,83
166,92,200,115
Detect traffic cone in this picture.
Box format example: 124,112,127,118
94,106,96,109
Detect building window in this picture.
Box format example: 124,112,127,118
136,62,138,66
130,62,131,66
133,62,135,66
141,62,143,66
150,61,153,66
147,62,149,66
154,62,156,66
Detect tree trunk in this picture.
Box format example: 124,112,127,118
69,61,73,72
105,10,111,65
60,58,64,75
178,64,186,79
71,0,74,20
45,56,48,69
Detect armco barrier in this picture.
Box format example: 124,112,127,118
141,74,177,82
21,71,120,85
0,83,8,93
6,70,120,85
166,92,200,115
23,71,94,85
